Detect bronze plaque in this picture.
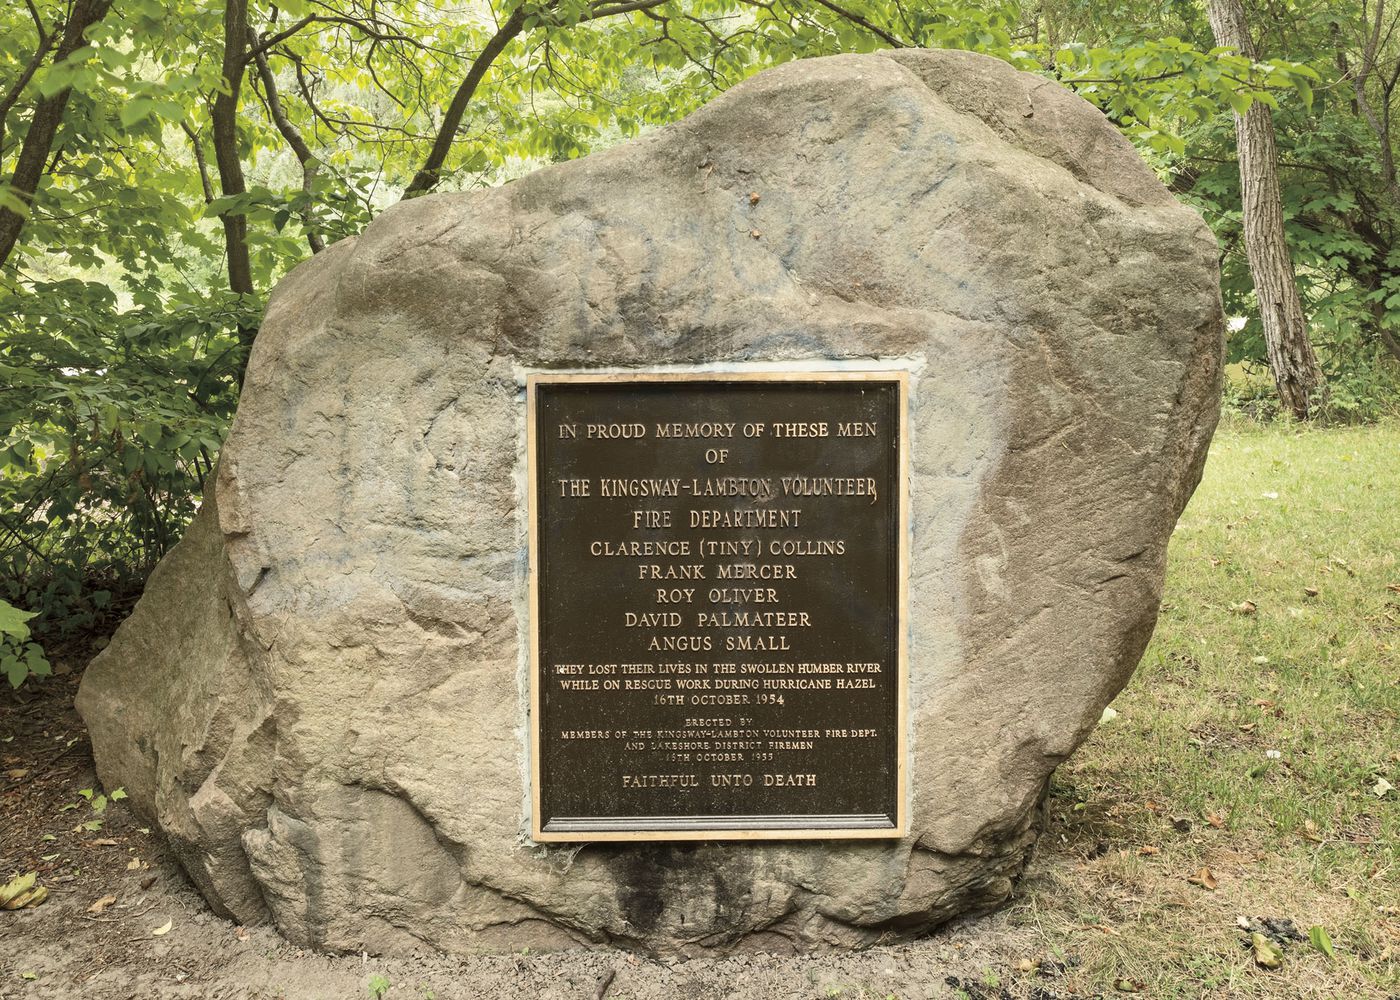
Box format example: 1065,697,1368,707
528,372,907,841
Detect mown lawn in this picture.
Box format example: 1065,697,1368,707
1005,419,1399,998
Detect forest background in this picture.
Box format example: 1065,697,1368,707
2,0,1398,677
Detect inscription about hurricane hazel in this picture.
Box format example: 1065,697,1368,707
528,373,907,840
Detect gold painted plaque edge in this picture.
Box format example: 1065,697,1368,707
526,369,910,843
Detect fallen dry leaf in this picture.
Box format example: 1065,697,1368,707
1137,845,1160,856
1231,600,1258,615
1188,866,1218,890
1303,586,1319,597
5,768,28,780
87,838,118,847
747,191,760,206
87,894,116,914
235,925,250,942
1206,812,1226,828
0,873,47,910
151,919,173,936
125,858,141,871
1251,932,1284,969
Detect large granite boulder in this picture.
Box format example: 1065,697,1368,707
77,49,1223,955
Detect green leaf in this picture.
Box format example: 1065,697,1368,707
0,600,37,640
1308,925,1335,959
119,98,156,128
0,184,32,217
137,421,163,446
24,644,52,679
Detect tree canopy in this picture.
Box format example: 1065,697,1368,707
1,0,1397,670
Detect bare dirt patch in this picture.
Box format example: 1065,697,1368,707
0,668,1064,1000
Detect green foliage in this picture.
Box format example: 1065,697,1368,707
1018,0,1400,419
0,596,51,688
64,785,126,831
367,973,391,999
1051,37,1318,157
1,0,1396,634
1177,93,1400,420
1,283,247,636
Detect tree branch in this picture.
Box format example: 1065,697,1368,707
250,35,325,253
1344,0,1400,203
24,0,49,44
402,5,531,198
585,0,668,20
808,0,907,47
179,121,215,204
244,15,317,58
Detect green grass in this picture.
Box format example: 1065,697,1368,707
1008,418,1399,998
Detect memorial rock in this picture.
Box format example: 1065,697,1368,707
76,48,1223,955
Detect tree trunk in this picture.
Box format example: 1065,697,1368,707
0,0,113,273
211,0,257,367
1207,0,1326,419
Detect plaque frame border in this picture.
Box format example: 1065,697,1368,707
526,370,909,842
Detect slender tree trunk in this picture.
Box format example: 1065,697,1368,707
1337,2,1400,206
0,0,113,273
211,0,258,368
1208,0,1326,419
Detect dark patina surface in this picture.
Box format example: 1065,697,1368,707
531,376,904,838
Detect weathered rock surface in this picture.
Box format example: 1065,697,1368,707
77,49,1223,955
